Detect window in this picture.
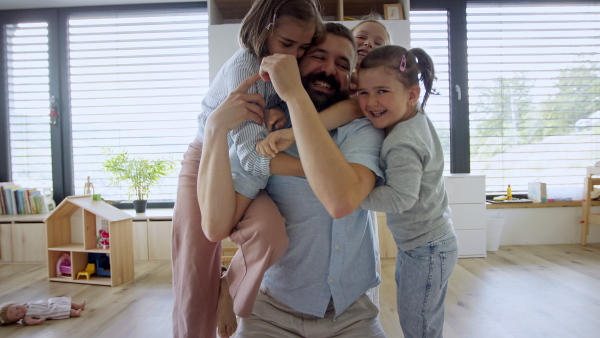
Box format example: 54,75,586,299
410,10,451,175
6,22,52,191
68,9,208,201
467,3,600,193
3,1,599,205
1,3,208,204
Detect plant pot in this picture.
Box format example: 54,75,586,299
133,199,147,213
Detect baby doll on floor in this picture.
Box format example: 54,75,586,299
0,297,85,326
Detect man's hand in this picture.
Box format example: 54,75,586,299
207,73,266,133
256,128,295,158
259,54,304,103
264,106,287,132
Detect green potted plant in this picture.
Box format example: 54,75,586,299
102,147,176,213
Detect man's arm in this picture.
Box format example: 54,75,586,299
260,54,376,219
256,98,363,158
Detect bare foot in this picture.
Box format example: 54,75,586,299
72,301,86,311
70,309,82,317
216,277,237,338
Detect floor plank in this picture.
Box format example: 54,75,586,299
0,244,599,338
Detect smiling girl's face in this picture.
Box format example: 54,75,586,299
357,65,420,135
353,21,390,66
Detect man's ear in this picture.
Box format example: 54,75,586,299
408,85,421,107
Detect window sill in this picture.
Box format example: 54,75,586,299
486,201,583,209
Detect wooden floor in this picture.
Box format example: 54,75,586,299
1,243,600,338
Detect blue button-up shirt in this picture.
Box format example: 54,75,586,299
262,118,384,318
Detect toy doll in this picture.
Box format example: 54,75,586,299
0,297,85,326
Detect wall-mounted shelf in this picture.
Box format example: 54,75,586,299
209,0,408,24
207,0,411,82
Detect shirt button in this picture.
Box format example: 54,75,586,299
335,245,340,249
329,278,334,283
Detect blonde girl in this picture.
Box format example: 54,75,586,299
349,14,391,92
171,1,324,337
356,45,459,338
352,18,390,66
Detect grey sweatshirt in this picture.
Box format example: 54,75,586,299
360,112,453,251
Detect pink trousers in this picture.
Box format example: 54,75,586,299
171,139,288,338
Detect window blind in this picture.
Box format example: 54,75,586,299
68,8,209,201
467,3,600,194
6,22,53,191
410,10,451,175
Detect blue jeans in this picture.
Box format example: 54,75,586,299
396,229,459,338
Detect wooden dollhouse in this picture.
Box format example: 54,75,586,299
44,195,134,286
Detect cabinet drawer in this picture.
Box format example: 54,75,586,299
455,229,486,258
12,223,46,262
444,175,485,204
449,204,486,230
148,221,172,261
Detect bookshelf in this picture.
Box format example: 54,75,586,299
0,182,53,216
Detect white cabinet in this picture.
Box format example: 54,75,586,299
444,174,487,258
0,215,47,263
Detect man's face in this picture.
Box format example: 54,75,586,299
298,33,355,111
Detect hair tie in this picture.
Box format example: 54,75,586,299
266,13,276,30
399,54,407,72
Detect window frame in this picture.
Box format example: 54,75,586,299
1,0,597,206
0,2,205,207
412,0,599,195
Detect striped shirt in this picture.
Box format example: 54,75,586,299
196,48,287,199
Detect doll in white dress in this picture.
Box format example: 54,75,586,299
0,297,85,326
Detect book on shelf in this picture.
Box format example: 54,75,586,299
0,183,48,215
2,184,20,215
0,182,16,214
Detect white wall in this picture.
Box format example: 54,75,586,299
486,206,600,246
208,20,411,83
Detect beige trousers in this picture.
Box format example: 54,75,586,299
237,285,388,338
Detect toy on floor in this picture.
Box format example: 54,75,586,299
0,297,85,326
56,253,71,276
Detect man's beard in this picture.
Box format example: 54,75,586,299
301,72,349,112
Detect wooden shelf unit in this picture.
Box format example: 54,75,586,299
209,0,408,24
45,196,134,287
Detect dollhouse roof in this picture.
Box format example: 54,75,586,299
44,195,133,222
